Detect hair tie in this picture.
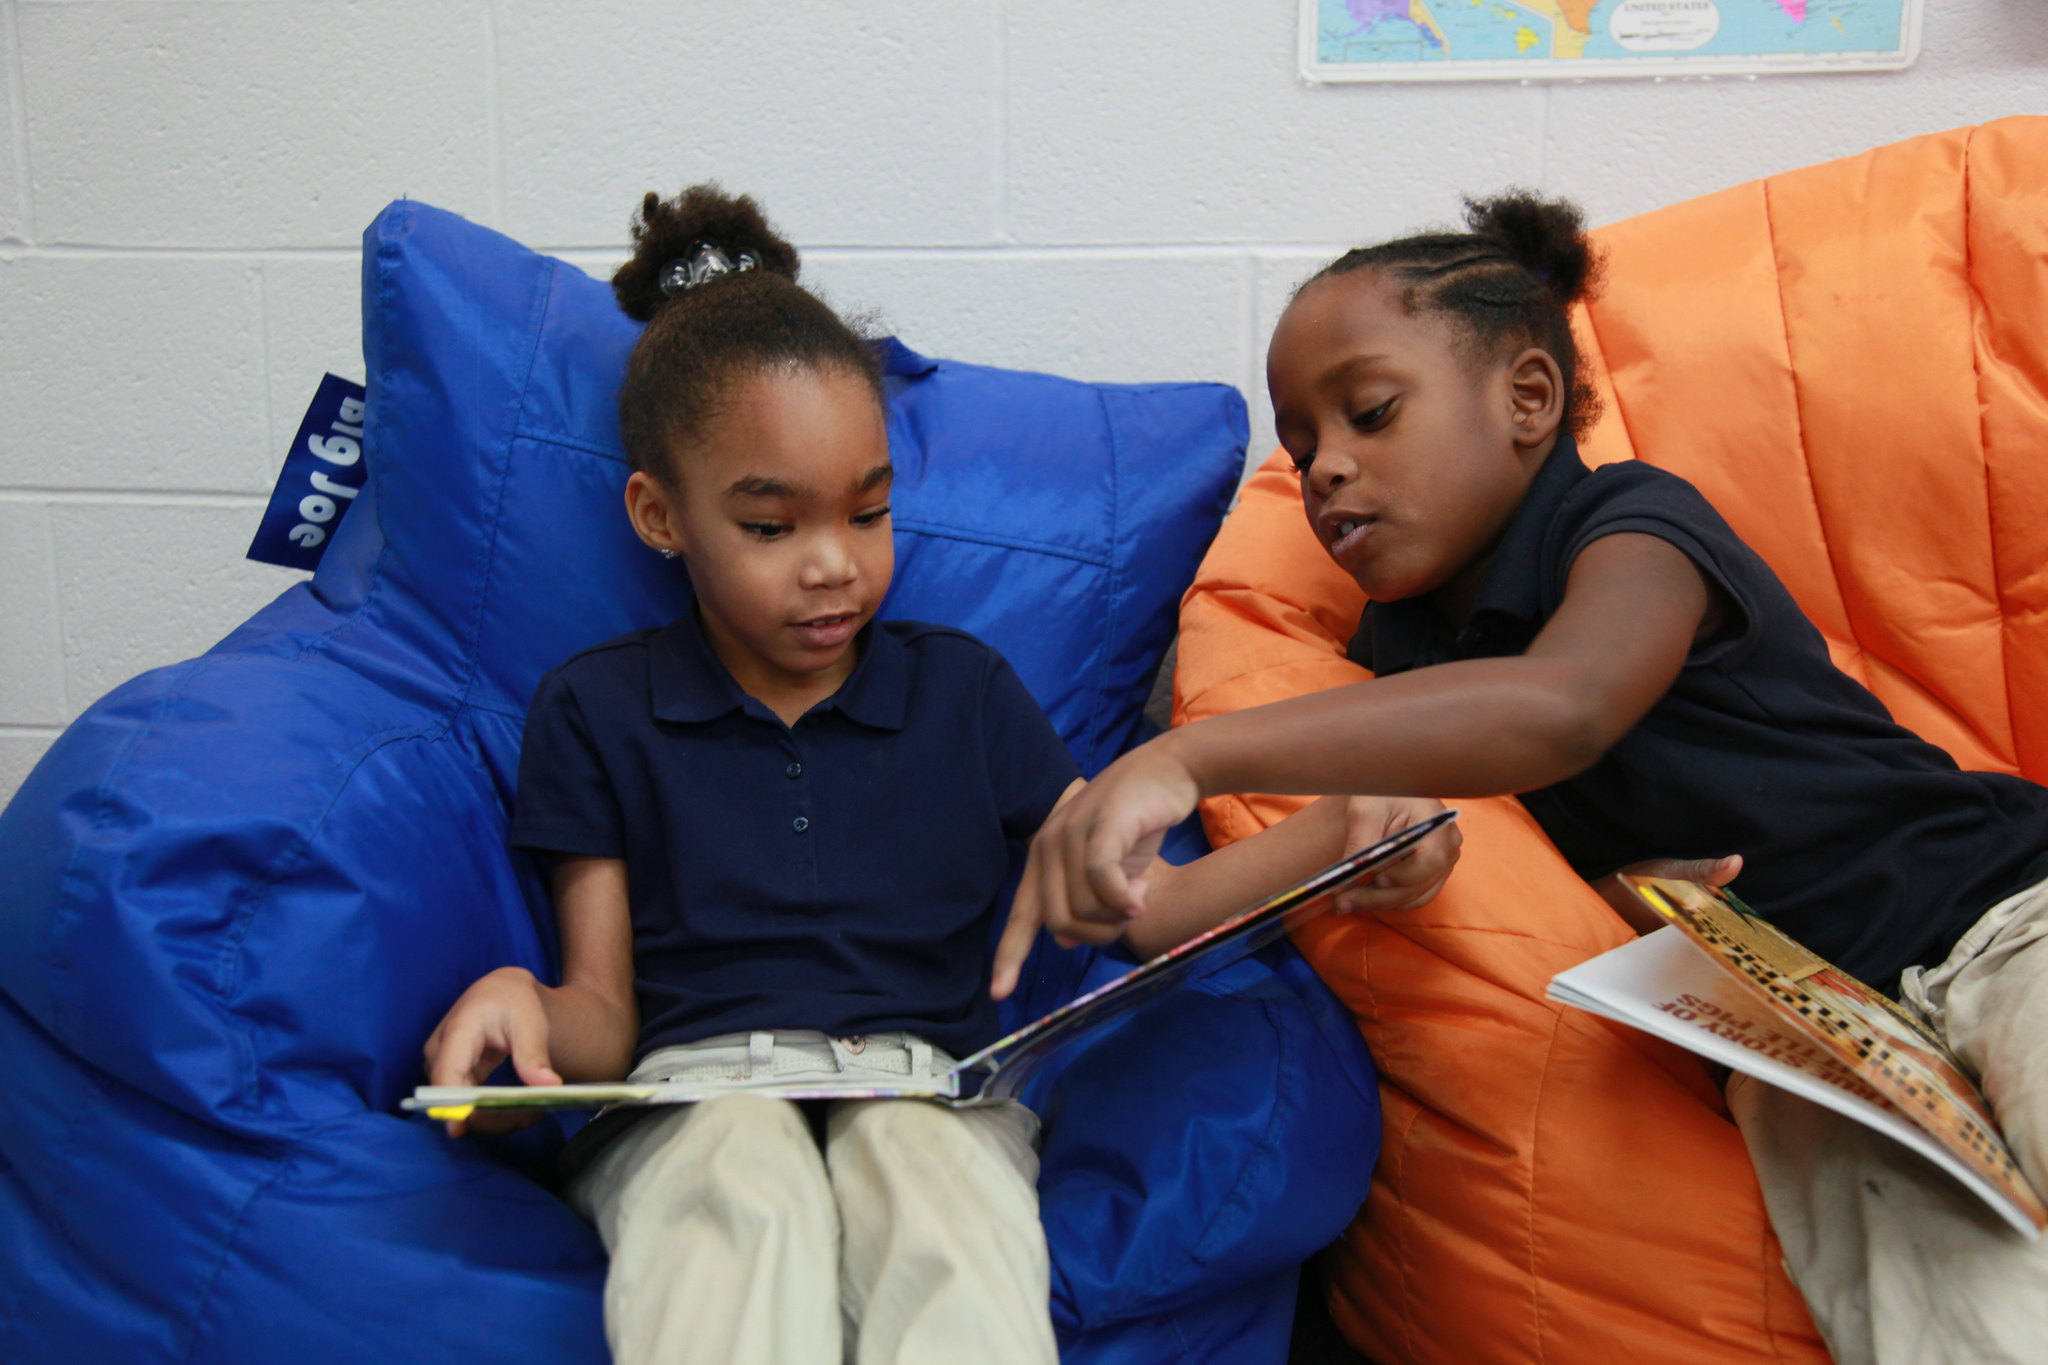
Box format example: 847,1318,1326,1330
658,242,761,297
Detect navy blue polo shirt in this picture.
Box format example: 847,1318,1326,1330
1350,434,2048,993
510,612,1079,1061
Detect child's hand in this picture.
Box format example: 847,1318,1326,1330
1330,796,1462,914
992,745,1203,1000
422,966,563,1138
1592,853,1743,934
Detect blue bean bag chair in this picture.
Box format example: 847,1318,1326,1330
0,201,1380,1365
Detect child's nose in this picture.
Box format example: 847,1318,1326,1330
800,533,858,588
1308,447,1359,500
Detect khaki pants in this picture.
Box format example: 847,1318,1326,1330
1732,875,2048,1365
565,1030,1056,1365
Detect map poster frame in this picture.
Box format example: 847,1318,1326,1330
1300,0,1922,83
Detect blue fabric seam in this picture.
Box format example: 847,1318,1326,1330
1087,390,1128,766
1047,1251,1077,1329
171,1145,296,1365
212,717,456,1123
1190,995,1297,1268
45,652,228,1047
509,428,626,461
890,517,1111,569
453,255,557,714
1,1016,113,1360
497,440,1124,570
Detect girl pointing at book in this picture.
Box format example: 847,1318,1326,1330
1011,192,2048,1365
422,184,1457,1365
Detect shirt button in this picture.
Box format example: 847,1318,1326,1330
785,762,803,779
792,816,810,834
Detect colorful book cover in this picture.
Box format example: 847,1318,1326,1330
1549,877,2045,1238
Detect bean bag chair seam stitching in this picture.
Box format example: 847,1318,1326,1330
510,427,625,462
1758,173,1875,685
1188,994,1297,1271
1525,1005,1569,1364
214,718,458,1119
499,426,1127,572
1179,658,1364,719
452,256,558,714
48,652,232,1045
173,1145,296,1365
60,699,453,1120
892,517,1114,568
1384,1098,1424,1363
1091,994,1301,1326
1361,913,1427,1365
3,1029,115,1360
1380,921,1618,955
1086,388,1128,752
1958,124,2024,771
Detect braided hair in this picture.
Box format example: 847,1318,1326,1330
612,184,882,482
1301,191,1605,438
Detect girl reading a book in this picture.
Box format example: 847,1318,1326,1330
421,183,1458,1365
1009,191,2048,1365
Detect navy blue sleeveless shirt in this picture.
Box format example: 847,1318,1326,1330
1350,437,2048,993
511,612,1079,1061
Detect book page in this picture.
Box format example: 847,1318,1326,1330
1549,928,2042,1238
1619,879,2045,1237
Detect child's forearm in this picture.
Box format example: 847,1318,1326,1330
1166,533,1713,803
1165,654,1612,802
1125,798,1351,960
529,972,638,1083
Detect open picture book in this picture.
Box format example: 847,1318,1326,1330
1549,877,2047,1239
407,808,1459,1124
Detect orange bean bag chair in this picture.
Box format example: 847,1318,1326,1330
1174,115,2048,1365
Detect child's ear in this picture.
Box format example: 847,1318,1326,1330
1506,348,1565,449
624,470,687,556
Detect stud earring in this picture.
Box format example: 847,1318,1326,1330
660,548,677,560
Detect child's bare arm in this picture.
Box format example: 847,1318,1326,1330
1119,795,1459,960
991,790,1458,996
1022,532,1714,931
422,855,637,1135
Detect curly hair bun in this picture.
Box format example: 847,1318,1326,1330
1462,190,1601,308
612,184,803,322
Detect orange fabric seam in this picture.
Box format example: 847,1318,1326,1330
1759,169,1877,686
1959,123,2023,772
1523,1004,1567,1365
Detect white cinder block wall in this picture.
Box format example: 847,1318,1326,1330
1,1,2041,808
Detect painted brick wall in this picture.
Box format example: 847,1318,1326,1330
1,0,2040,806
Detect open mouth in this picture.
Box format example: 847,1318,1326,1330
1327,515,1379,559
791,612,861,649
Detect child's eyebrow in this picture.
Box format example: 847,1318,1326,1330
854,463,894,493
726,475,809,499
1327,353,1394,384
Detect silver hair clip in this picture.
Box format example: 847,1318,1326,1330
658,243,761,297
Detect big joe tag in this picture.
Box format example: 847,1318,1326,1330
247,373,368,571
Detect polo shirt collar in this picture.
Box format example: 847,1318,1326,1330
816,621,909,731
1365,433,1589,672
648,606,908,731
1462,431,1590,627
